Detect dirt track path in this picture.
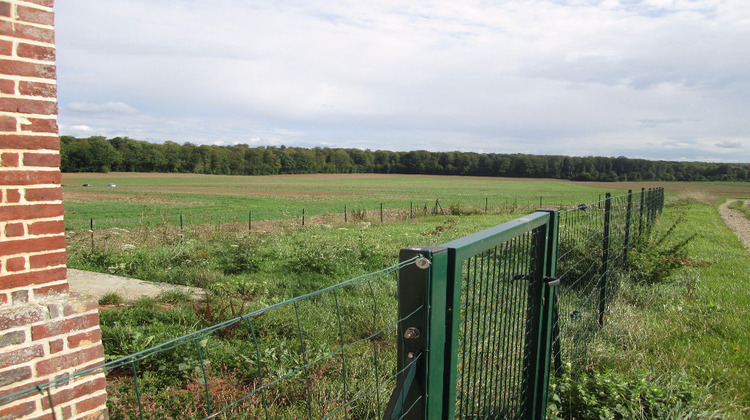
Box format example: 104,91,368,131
719,199,750,251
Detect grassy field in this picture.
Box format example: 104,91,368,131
560,194,750,418
62,173,634,231
60,174,750,418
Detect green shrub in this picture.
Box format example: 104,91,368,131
628,215,699,285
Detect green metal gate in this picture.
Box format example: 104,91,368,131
386,210,560,419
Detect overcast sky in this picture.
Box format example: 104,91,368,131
55,0,749,162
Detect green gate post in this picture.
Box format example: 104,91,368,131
623,190,633,267
386,246,448,419
524,209,560,420
599,193,612,327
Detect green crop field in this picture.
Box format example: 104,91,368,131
62,173,624,231
61,173,750,232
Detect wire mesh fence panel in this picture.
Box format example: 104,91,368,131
453,227,542,419
388,212,556,420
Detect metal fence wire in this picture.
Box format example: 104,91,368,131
1,258,423,420
389,187,664,420
552,188,663,371
1,187,664,420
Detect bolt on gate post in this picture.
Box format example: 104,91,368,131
388,210,561,419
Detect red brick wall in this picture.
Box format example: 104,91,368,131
0,1,108,418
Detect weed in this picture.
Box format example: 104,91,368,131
547,366,709,419
628,214,700,285
99,292,124,306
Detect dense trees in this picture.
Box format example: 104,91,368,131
59,136,750,182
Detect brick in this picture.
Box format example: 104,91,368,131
24,117,58,133
17,43,55,62
46,302,62,319
0,293,7,305
29,251,66,269
25,186,62,201
28,220,64,236
18,81,56,98
16,5,55,26
41,377,106,410
2,222,24,237
0,20,55,44
0,305,45,330
23,153,61,167
0,266,67,289
0,2,11,18
49,338,63,353
0,58,56,79
1,152,19,167
0,97,57,115
33,281,69,298
35,346,103,376
6,256,27,272
0,330,26,348
0,365,32,387
0,401,36,419
11,289,29,303
0,39,11,57
0,115,15,132
75,392,107,416
0,203,64,222
62,405,73,420
32,313,99,340
0,344,44,369
0,134,59,150
0,78,14,94
6,188,21,202
0,235,65,256
62,300,97,317
67,329,101,349
0,170,61,186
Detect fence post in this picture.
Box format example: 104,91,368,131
623,190,633,267
344,205,347,223
525,209,560,420
380,203,383,223
485,197,488,213
302,208,305,226
599,193,612,327
638,188,645,239
385,246,448,419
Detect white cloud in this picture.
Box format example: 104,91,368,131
66,101,138,114
54,0,750,162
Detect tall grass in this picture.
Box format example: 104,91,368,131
553,195,750,417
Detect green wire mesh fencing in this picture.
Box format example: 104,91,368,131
0,259,423,420
552,188,664,370
390,211,559,420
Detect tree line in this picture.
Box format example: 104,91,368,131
60,136,750,182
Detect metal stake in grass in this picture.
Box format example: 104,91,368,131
90,218,94,252
302,208,305,226
248,210,252,231
344,205,347,223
